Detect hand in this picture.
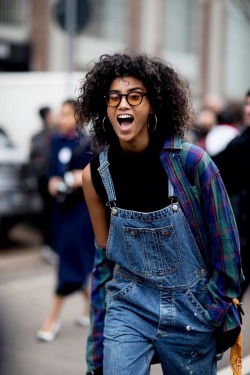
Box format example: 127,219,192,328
48,176,64,197
70,169,83,188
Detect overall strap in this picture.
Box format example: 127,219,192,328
98,150,117,206
168,179,176,199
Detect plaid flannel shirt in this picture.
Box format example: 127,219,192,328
86,136,243,374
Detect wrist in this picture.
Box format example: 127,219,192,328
64,171,74,188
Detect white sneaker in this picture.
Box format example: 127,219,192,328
76,316,90,327
36,322,61,342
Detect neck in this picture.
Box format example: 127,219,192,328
119,137,150,154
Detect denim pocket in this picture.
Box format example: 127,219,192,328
105,275,135,307
123,225,181,277
184,288,215,330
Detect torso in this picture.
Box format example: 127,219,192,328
90,142,171,213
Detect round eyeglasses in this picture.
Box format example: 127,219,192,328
104,92,148,107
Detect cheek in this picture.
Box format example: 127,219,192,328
107,108,116,123
138,109,151,124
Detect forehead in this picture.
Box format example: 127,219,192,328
109,76,146,91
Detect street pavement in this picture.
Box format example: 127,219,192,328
0,223,249,375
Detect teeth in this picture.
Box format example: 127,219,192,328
117,114,133,119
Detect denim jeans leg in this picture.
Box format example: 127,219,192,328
154,332,216,375
104,334,154,375
153,289,217,375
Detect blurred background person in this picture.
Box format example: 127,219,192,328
211,90,250,301
29,106,58,264
190,92,225,150
37,99,95,342
202,93,224,122
190,108,216,149
205,101,243,157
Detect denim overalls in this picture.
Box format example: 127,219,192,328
98,150,216,375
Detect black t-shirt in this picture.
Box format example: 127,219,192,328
90,142,171,213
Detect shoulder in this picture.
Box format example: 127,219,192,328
31,130,43,143
181,141,205,162
182,141,216,167
90,153,101,171
89,153,102,188
181,141,219,185
82,163,91,184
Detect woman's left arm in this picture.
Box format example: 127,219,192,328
202,168,244,326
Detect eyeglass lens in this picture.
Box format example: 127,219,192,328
106,92,145,107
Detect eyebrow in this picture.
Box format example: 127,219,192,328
108,87,144,93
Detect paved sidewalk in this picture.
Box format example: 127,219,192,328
218,355,250,375
0,224,88,375
0,223,249,375
0,262,88,374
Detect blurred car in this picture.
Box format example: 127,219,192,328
0,128,43,245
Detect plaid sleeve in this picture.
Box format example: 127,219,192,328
164,142,243,328
203,170,244,326
86,243,113,373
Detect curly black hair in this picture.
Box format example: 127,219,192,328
76,52,193,150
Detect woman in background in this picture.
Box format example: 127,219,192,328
37,99,95,342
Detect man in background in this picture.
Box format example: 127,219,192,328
29,106,58,264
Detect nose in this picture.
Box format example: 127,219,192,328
118,95,129,108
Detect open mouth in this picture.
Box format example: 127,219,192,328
117,114,134,130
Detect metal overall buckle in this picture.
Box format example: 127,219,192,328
106,200,118,215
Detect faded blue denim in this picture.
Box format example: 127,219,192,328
98,151,217,375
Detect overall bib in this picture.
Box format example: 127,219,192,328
98,151,216,375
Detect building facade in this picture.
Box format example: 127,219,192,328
0,0,250,150
1,0,250,101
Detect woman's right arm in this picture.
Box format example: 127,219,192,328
82,163,109,248
82,163,113,374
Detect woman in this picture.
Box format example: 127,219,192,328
37,99,95,342
77,53,243,374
